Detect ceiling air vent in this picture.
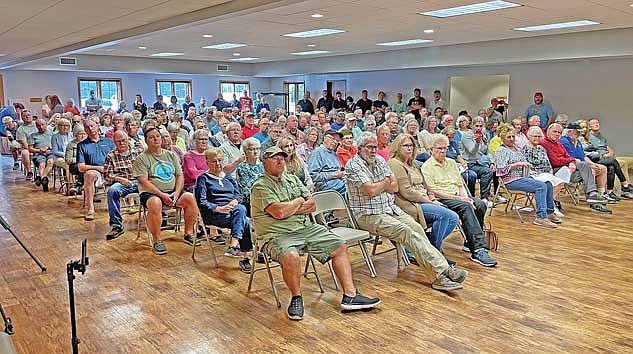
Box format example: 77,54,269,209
217,64,229,72
59,57,77,66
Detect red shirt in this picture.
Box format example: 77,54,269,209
241,125,259,140
64,106,80,115
539,137,575,168
336,145,358,167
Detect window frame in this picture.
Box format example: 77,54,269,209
155,79,193,103
77,77,123,110
284,81,305,113
219,80,250,102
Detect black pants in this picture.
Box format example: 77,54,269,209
598,157,627,190
439,197,487,253
467,163,494,200
69,163,83,185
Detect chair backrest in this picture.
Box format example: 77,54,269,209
311,190,358,228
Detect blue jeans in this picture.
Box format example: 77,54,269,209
506,178,554,218
200,204,253,252
420,203,459,250
107,181,139,227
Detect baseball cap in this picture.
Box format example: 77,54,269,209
263,146,288,159
345,113,356,121
324,130,343,139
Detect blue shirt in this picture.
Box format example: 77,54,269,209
524,103,554,128
446,139,461,160
76,137,115,166
307,145,343,190
182,102,195,115
331,122,345,131
560,136,585,161
253,131,269,143
195,172,242,214
255,103,270,114
0,106,16,136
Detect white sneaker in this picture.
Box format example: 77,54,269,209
554,207,565,218
495,196,508,204
484,199,494,208
512,205,534,213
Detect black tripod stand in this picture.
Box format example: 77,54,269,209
1,303,17,354
67,240,89,354
0,215,46,273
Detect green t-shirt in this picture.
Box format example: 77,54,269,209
133,149,182,193
251,172,311,242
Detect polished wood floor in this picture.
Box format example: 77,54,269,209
1,156,632,354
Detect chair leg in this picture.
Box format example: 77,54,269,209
327,261,340,291
307,255,324,294
265,249,281,308
358,240,377,278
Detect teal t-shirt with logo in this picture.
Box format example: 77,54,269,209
133,149,182,193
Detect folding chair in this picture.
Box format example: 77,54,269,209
487,178,535,223
190,210,220,267
311,190,376,281
247,236,324,308
136,203,183,248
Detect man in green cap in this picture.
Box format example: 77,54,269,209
251,146,380,321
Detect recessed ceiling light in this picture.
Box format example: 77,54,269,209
150,52,185,57
105,49,115,52
514,20,600,32
283,29,345,38
0,54,8,57
231,57,259,61
419,1,521,18
376,39,434,46
306,44,316,47
138,46,147,50
290,50,332,55
311,13,323,18
203,34,213,38
202,43,247,49
232,53,241,56
424,29,434,34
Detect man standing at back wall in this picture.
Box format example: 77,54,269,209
524,92,553,129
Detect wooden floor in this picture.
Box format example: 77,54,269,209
1,156,633,354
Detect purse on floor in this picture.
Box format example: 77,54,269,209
483,221,498,251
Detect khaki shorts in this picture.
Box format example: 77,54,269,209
261,223,345,264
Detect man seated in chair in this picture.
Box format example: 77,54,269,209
103,130,140,240
77,119,115,221
251,146,380,321
28,118,55,192
132,127,199,255
540,123,611,213
345,133,471,291
421,135,498,267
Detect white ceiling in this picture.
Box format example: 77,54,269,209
2,0,633,67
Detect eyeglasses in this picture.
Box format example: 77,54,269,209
401,144,414,148
246,147,260,151
207,159,223,164
364,145,378,150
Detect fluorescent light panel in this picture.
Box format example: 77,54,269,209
150,52,184,57
283,29,345,38
231,57,259,61
376,39,433,46
290,50,332,55
203,43,246,49
514,20,600,32
420,0,521,18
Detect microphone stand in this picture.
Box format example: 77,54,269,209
0,215,46,273
67,240,89,354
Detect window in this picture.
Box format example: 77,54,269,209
155,80,192,108
220,81,250,102
78,78,122,111
284,82,305,113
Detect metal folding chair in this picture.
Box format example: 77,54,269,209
488,178,535,223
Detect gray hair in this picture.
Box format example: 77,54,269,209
2,116,13,124
227,122,241,132
547,123,563,133
527,126,544,137
167,122,180,133
192,129,208,140
57,118,70,128
66,97,75,105
432,134,449,146
555,113,569,122
242,137,261,153
122,112,134,121
385,112,398,122
357,132,377,148
471,116,485,126
456,115,469,128
72,124,85,136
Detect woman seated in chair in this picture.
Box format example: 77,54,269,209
387,134,460,265
183,129,209,192
236,137,264,215
195,147,253,273
277,136,314,191
521,126,567,216
494,124,561,228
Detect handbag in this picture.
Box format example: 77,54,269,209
482,221,498,251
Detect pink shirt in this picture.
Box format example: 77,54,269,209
183,151,207,190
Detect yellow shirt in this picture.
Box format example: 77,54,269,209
421,156,463,196
489,136,502,157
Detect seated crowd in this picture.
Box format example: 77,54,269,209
2,88,632,321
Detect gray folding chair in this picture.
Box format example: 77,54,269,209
311,190,377,280
488,178,535,223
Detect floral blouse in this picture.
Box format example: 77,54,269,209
521,144,553,174
236,160,264,203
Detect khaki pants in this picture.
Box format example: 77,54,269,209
616,157,633,181
356,212,449,281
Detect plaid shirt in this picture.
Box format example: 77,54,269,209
103,149,139,185
345,154,402,217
